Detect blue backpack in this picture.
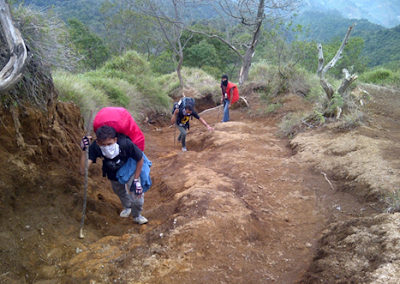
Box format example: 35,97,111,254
172,97,195,114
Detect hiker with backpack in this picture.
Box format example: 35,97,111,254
171,97,214,151
80,107,151,225
220,74,239,123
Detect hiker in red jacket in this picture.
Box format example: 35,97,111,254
220,74,239,122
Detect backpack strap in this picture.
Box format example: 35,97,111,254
116,133,131,157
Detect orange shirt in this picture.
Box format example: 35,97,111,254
222,82,239,104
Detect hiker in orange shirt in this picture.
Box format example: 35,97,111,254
220,74,239,122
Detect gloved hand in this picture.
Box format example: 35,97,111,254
130,179,143,195
81,136,90,151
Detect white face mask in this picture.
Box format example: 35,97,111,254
100,143,120,159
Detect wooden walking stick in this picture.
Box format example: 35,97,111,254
79,111,93,239
217,103,222,123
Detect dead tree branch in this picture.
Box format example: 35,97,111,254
337,68,358,95
0,0,29,93
317,23,358,118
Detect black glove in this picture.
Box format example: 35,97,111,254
130,179,143,195
81,136,90,151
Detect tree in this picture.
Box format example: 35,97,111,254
317,23,358,119
67,18,109,70
186,0,300,85
100,0,165,58
181,27,239,78
132,0,195,87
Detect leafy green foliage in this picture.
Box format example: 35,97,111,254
67,18,110,70
150,50,176,75
328,92,345,112
182,27,240,79
99,51,170,107
313,111,326,124
185,40,219,69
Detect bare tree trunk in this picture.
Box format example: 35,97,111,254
238,0,264,85
317,23,357,118
176,53,183,87
0,0,29,93
337,68,358,96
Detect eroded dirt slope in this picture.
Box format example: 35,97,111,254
0,84,400,284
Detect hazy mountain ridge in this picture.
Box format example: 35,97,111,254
292,10,400,67
303,0,400,28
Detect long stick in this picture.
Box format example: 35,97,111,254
217,103,222,123
79,111,93,239
321,172,335,190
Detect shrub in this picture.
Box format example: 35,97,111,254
338,109,365,130
156,67,220,102
102,50,152,79
249,61,323,100
383,189,400,213
264,103,282,114
277,111,315,138
359,68,400,87
84,76,129,107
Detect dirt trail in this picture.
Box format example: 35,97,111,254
1,85,400,283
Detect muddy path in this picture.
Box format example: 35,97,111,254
1,85,399,283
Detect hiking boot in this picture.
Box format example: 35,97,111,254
134,215,148,224
182,147,187,152
120,208,131,218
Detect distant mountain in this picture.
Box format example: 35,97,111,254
14,0,104,33
302,0,400,28
292,10,400,67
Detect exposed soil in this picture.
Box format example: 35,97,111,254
1,83,400,284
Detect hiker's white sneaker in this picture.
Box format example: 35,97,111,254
182,147,187,151
134,215,148,224
120,208,131,218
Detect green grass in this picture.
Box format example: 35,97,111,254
54,71,110,122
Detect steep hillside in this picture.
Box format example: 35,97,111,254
1,83,400,283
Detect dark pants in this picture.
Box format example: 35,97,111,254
177,125,187,147
222,99,230,122
110,180,144,217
